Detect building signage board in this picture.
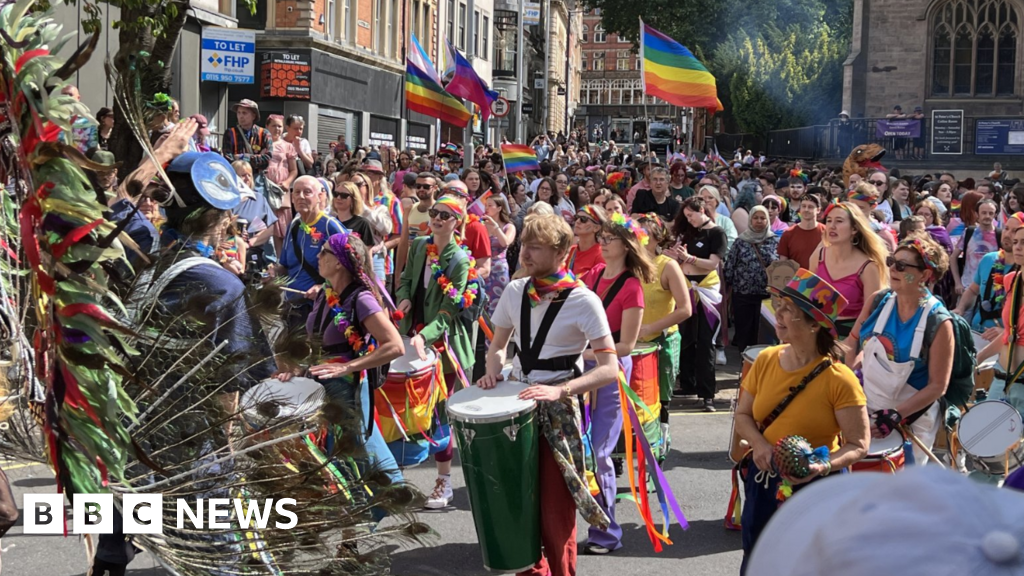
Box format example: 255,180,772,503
523,2,541,25
975,118,1024,155
931,110,964,155
875,119,921,138
201,27,255,83
260,52,312,99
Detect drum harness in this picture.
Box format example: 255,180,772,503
518,287,582,379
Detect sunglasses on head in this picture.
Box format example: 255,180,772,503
886,255,925,272
333,192,353,200
428,208,456,221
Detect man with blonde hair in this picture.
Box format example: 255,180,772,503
477,213,619,576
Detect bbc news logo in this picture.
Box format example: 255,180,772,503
23,494,298,534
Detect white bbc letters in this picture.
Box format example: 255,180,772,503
123,493,163,535
23,494,64,534
72,493,114,534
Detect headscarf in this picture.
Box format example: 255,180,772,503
739,205,773,245
434,194,466,220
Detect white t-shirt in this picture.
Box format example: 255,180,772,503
492,278,611,384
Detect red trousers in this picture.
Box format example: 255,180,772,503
518,437,578,576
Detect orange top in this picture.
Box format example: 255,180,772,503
1002,272,1024,346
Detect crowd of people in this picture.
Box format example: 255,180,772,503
55,84,1024,575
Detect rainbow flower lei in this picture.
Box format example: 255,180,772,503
299,216,324,242
609,211,649,245
988,250,1010,311
426,238,480,308
324,286,377,353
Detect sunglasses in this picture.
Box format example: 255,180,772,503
886,256,925,272
415,183,434,190
575,215,596,226
428,208,457,221
333,192,353,200
869,180,887,186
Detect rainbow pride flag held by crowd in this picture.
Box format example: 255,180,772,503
405,34,471,127
500,144,540,173
640,20,723,112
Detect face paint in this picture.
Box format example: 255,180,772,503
903,273,915,284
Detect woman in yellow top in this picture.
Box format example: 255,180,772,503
637,213,693,452
733,268,869,575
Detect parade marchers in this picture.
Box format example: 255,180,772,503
21,85,1024,575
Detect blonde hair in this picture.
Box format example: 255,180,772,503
522,213,574,254
364,204,393,241
335,181,365,216
824,203,890,287
527,202,555,216
231,159,253,178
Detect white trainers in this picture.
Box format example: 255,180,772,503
424,475,453,509
716,349,727,365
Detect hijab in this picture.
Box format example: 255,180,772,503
739,205,773,244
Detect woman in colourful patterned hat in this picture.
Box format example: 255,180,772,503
580,212,656,555
809,202,890,339
395,193,476,510
637,213,693,454
845,236,953,463
733,268,869,574
566,205,607,277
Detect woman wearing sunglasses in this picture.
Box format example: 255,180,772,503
567,205,607,276
844,236,953,463
395,194,476,509
331,181,375,248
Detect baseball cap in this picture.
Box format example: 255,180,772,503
748,467,1024,576
402,172,419,186
190,114,211,136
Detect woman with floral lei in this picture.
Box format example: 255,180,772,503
978,225,1024,419
953,212,1024,332
277,231,405,487
396,193,476,509
579,212,656,555
845,236,954,463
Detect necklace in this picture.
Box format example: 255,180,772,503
426,237,480,308
324,285,377,354
298,215,324,243
985,250,1010,312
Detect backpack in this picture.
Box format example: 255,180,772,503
956,226,975,280
926,304,977,408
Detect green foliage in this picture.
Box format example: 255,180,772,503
584,0,854,133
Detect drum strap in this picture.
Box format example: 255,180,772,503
589,270,634,343
519,287,581,376
758,359,832,433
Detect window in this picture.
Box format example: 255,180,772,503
580,57,587,71
581,24,588,43
374,0,383,52
459,3,467,49
594,25,606,43
593,51,604,70
617,34,629,43
634,57,641,70
931,0,1020,97
473,11,480,56
482,16,490,60
616,50,629,70
327,0,336,38
447,0,455,47
411,0,419,42
344,0,354,43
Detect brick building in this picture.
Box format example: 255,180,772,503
844,0,1022,119
576,9,680,145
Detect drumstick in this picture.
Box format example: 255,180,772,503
899,425,946,468
280,286,307,295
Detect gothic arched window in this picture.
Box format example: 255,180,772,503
931,0,1020,96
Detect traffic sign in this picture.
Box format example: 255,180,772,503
491,97,511,118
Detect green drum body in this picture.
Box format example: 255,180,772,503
448,381,540,573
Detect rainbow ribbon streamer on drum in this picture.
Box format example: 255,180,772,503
617,367,689,551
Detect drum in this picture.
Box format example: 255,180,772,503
957,400,1024,475
377,337,447,466
729,346,771,463
629,343,661,424
241,377,325,429
448,382,540,573
852,430,905,473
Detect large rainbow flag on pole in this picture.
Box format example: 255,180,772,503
500,144,540,173
640,20,723,112
406,34,471,127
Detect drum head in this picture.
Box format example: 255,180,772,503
448,381,535,423
241,377,325,423
959,400,1024,458
390,337,438,374
631,343,659,356
742,345,770,365
867,430,904,456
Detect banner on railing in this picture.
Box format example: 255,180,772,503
876,119,921,138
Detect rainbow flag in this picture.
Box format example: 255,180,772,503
501,144,540,173
640,20,723,112
406,58,470,127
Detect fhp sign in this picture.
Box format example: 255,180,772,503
201,27,256,84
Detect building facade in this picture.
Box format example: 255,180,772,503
577,9,678,145
844,0,1023,118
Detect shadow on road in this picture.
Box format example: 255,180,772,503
612,518,741,559
660,450,735,472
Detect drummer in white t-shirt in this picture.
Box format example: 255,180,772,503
477,213,617,576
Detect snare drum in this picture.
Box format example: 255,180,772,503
377,337,447,466
629,343,661,424
740,345,770,384
241,377,325,429
852,430,905,473
957,400,1024,475
448,381,540,573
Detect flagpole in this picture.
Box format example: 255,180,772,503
639,18,651,164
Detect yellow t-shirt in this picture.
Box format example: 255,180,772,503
742,345,866,451
407,204,432,240
640,254,679,342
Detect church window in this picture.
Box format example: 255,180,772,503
930,0,1020,97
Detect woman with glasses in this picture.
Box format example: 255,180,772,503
567,205,607,276
331,181,375,248
761,195,790,236
667,197,728,412
810,203,890,339
481,194,516,316
580,213,655,555
845,236,953,463
395,194,475,510
346,171,386,280
553,173,578,224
